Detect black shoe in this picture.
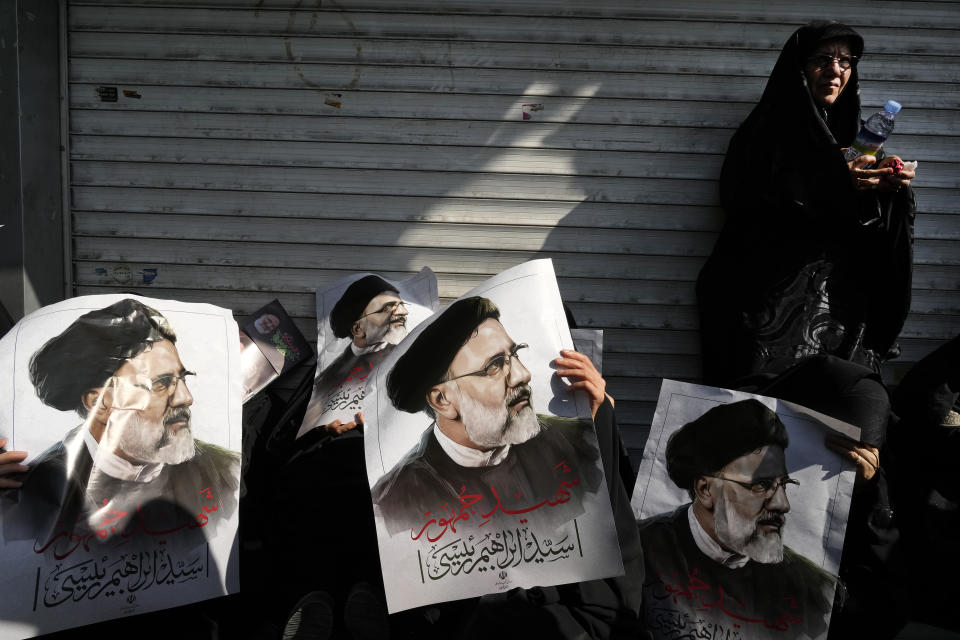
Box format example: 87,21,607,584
282,591,335,640
343,582,389,640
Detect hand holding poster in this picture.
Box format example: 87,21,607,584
631,380,858,640
364,259,623,613
570,328,603,375
0,296,242,638
297,268,438,440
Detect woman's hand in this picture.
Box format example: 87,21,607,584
845,153,894,191
877,155,916,192
554,349,613,418
0,438,28,489
825,434,879,483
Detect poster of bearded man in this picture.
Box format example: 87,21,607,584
297,267,438,440
631,379,858,640
363,259,623,613
0,295,242,639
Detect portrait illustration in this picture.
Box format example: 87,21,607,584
631,380,858,640
363,260,623,613
240,300,310,401
297,268,437,440
0,295,242,637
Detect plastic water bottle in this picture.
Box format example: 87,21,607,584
843,100,901,162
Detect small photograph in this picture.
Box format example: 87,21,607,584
239,329,275,401
239,300,311,402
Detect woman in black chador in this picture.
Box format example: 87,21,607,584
696,21,918,639
697,20,917,393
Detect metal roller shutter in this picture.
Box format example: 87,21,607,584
66,0,960,462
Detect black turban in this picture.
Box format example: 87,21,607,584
329,275,399,339
388,297,500,413
29,298,176,415
665,399,789,490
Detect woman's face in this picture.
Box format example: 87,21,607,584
804,39,854,108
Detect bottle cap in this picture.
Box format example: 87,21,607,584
884,100,902,114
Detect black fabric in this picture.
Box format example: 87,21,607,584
264,435,382,622
239,389,274,499
262,357,323,459
638,505,836,640
0,299,14,340
891,334,960,430
825,465,909,640
696,21,916,387
890,336,960,504
239,367,333,633
884,336,960,631
250,358,384,633
750,354,890,447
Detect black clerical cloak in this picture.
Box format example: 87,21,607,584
371,414,603,537
639,505,836,640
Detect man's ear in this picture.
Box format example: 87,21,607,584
82,387,112,421
351,320,365,340
427,385,458,420
82,388,103,411
693,475,716,509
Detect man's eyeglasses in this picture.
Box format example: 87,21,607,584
807,54,858,71
133,371,196,395
709,475,799,499
358,300,406,319
446,344,528,382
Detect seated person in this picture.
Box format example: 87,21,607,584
695,22,917,638
267,340,644,640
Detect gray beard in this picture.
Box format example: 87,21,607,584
362,317,407,347
713,489,785,564
105,408,197,465
458,385,541,449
